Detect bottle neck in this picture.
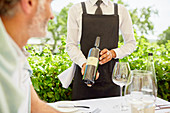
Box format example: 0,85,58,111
95,46,99,49
146,55,155,73
148,55,154,62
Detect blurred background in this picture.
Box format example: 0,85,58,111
26,0,170,102
51,0,170,39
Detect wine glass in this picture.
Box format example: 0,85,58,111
125,70,156,113
112,62,131,111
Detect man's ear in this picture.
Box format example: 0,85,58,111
20,0,37,14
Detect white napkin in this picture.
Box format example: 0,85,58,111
58,63,76,88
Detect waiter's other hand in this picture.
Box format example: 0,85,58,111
99,48,116,65
81,63,99,80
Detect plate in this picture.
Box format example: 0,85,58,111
52,101,79,112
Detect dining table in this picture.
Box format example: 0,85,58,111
48,96,170,113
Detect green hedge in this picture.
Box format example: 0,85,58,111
120,38,170,101
27,39,73,102
27,37,170,102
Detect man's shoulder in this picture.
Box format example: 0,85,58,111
68,2,83,15
0,21,18,77
111,2,126,9
70,2,82,11
117,4,126,9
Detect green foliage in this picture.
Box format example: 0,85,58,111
27,1,169,102
112,0,158,42
157,26,170,45
26,40,73,102
120,37,170,101
27,37,170,102
108,0,158,36
44,3,73,53
129,7,158,35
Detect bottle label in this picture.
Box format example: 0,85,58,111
86,57,98,67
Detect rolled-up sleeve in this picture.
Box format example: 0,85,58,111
113,5,136,59
66,5,87,67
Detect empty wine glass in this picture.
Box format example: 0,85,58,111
125,70,156,113
112,62,131,111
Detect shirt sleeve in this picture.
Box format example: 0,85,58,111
0,36,24,113
24,61,33,84
113,4,136,59
66,4,87,68
0,77,24,113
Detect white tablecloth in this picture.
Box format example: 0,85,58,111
49,97,170,113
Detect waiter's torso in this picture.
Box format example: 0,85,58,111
72,2,120,100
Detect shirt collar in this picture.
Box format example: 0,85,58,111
89,0,109,6
0,18,29,58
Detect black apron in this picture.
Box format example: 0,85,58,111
72,2,120,100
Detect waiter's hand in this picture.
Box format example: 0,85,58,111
99,48,116,65
81,63,99,80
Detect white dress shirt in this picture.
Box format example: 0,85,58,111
66,0,136,68
0,18,32,113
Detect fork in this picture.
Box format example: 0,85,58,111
80,108,101,113
155,104,170,110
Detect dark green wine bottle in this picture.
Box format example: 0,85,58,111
82,36,100,87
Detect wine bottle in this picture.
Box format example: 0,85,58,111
82,36,100,87
146,53,157,97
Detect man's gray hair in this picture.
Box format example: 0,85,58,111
0,0,20,16
0,0,46,16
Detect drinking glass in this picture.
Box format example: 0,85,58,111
125,70,156,113
112,62,131,111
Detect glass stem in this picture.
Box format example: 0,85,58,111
120,86,128,111
120,86,123,109
120,86,123,97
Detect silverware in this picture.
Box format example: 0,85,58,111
156,104,170,107
155,104,170,110
90,108,101,113
57,105,90,109
80,108,101,113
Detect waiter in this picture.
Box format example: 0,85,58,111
66,0,136,100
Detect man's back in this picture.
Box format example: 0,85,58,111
0,18,24,113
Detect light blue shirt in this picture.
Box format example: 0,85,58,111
0,18,32,113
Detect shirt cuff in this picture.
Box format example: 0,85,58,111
112,48,120,59
77,58,87,68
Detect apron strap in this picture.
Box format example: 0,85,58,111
114,3,118,15
81,2,87,14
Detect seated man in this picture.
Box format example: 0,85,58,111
0,0,61,113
